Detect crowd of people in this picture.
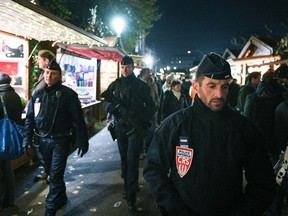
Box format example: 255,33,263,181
0,51,288,216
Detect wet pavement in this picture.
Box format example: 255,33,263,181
2,125,160,216
3,124,288,216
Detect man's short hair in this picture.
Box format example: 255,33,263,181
247,72,261,82
121,56,134,65
139,68,150,77
38,50,55,62
171,80,181,87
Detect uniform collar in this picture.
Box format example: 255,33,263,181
193,94,229,121
45,81,62,92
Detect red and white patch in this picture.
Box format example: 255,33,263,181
176,146,193,178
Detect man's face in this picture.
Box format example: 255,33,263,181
37,56,50,70
121,64,134,77
143,71,151,81
251,76,261,87
193,76,231,111
44,69,61,86
172,84,181,92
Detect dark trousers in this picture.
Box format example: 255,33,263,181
267,186,285,216
31,137,46,172
117,131,143,202
0,160,15,204
39,137,69,211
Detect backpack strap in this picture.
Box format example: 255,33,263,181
178,108,191,148
0,94,8,119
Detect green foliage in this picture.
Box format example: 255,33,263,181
28,40,41,97
30,0,162,54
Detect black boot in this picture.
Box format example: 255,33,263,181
45,208,56,216
127,200,142,212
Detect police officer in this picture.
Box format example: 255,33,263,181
143,52,276,216
102,56,155,212
23,59,89,216
33,49,56,182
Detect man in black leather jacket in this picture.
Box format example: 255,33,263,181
144,52,276,216
101,56,155,212
23,59,89,216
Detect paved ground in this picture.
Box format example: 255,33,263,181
1,125,160,216
2,124,288,216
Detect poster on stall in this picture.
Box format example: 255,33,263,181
0,32,28,99
57,50,97,106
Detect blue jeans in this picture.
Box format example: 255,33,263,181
39,137,69,210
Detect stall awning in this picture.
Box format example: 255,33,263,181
58,44,126,62
0,0,108,47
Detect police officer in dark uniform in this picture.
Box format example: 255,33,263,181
143,52,276,216
23,59,89,216
102,56,155,212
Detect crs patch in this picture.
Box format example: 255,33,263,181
176,146,193,178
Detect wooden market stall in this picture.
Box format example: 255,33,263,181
0,0,125,169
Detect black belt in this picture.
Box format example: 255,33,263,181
35,130,72,138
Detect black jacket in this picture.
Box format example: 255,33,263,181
274,91,288,151
144,95,276,216
0,84,23,125
244,80,285,155
162,90,188,120
23,82,88,149
102,73,155,136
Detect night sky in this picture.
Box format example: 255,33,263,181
146,0,288,68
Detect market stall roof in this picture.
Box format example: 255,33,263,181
0,0,108,47
58,43,126,62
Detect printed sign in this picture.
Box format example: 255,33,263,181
176,146,193,178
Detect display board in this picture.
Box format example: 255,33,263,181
0,32,29,100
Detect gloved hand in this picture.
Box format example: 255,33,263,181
108,103,120,114
77,144,88,158
23,144,30,157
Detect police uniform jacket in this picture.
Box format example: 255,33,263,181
103,73,155,135
144,95,276,216
23,81,88,149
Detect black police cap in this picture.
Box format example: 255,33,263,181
121,56,134,65
46,59,61,71
274,65,288,79
196,52,232,80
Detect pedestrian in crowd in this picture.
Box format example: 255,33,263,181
189,73,197,105
236,71,261,114
33,50,56,94
161,79,188,121
139,68,160,159
227,78,241,111
158,74,174,125
264,66,288,216
161,74,174,93
23,59,89,216
32,49,56,183
101,56,155,212
244,65,288,161
143,52,276,216
181,75,192,106
0,73,23,212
